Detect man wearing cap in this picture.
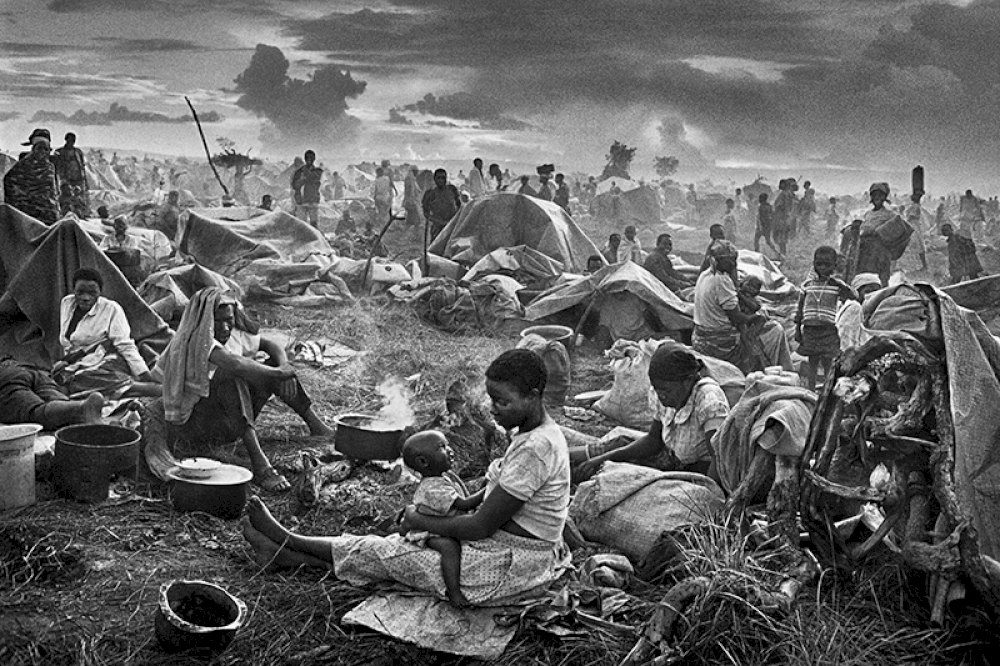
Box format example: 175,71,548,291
856,182,908,286
53,132,90,217
692,240,792,373
3,128,60,224
643,233,693,295
535,164,554,202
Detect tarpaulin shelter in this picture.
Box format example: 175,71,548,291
0,204,170,367
525,261,694,341
139,263,243,327
177,208,334,276
590,179,662,227
429,192,602,273
463,245,570,290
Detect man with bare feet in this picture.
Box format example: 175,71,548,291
0,356,105,428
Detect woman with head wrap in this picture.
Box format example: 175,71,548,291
3,128,60,224
572,343,730,481
856,182,909,286
691,241,793,373
146,287,334,491
834,272,882,352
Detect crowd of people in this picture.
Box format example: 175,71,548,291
2,124,998,618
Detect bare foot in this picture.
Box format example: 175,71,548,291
254,466,291,493
81,393,106,423
241,518,304,568
447,587,471,609
246,495,293,545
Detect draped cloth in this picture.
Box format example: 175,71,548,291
154,287,231,424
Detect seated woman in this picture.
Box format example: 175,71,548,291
571,343,730,481
55,267,159,397
241,349,572,607
147,287,334,492
692,241,792,373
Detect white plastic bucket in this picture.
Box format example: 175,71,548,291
0,423,42,510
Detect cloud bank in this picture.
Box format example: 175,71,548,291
29,102,222,126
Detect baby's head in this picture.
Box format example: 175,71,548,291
738,275,763,297
402,430,454,477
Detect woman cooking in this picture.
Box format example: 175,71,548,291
241,348,572,606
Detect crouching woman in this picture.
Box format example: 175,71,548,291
242,348,572,607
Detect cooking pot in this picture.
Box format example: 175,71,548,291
334,413,404,460
167,463,252,520
154,579,247,653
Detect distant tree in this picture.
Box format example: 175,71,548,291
601,141,636,181
211,137,262,203
654,155,680,179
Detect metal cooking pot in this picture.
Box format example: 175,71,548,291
334,413,404,460
154,579,247,653
167,464,252,520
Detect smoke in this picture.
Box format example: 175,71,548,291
369,376,415,431
233,44,367,151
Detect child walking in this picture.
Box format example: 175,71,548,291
755,193,779,256
795,246,858,390
402,430,485,607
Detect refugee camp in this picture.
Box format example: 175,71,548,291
5,1,1000,664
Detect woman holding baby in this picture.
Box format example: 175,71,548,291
242,348,571,607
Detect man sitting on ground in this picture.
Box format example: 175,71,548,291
643,233,693,295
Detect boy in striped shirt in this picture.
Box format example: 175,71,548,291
795,245,858,390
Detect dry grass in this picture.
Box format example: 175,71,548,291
0,218,987,665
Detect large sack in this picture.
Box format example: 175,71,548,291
570,462,725,562
593,339,744,428
516,333,571,409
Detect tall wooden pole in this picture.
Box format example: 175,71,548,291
185,96,229,198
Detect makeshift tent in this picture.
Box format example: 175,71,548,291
463,245,569,290
673,250,799,303
78,216,174,266
429,192,602,273
139,263,243,327
590,180,662,227
525,261,694,341
0,204,171,367
177,208,334,275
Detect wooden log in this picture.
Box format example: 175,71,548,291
767,454,800,549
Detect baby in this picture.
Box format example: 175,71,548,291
401,430,484,607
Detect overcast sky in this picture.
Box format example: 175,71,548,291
1,0,997,193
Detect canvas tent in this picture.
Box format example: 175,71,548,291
590,179,662,227
429,192,603,273
463,245,569,291
525,261,694,341
0,204,170,367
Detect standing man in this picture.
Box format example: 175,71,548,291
403,167,423,229
535,164,554,201
905,188,928,270
52,132,90,217
959,189,985,240
422,168,462,239
370,166,396,225
468,158,487,199
3,128,60,224
772,179,793,258
291,150,323,227
798,180,815,236
553,173,571,213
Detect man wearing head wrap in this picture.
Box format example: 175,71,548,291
572,342,730,481
145,287,335,491
691,241,793,373
3,128,60,224
835,273,881,352
856,182,910,286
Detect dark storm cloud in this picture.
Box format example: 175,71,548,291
48,0,161,12
394,92,534,131
29,102,221,126
94,38,205,52
232,44,367,149
284,0,821,68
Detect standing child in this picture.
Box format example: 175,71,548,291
795,246,858,390
699,224,728,273
402,430,485,607
941,223,983,284
755,193,778,256
826,197,839,239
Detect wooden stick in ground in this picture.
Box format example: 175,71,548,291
185,96,229,198
361,209,401,291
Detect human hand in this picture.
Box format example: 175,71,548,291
399,505,423,534
576,455,607,482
